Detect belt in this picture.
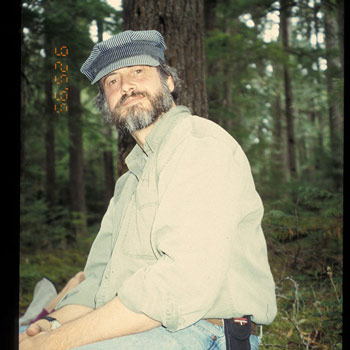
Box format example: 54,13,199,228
205,318,258,335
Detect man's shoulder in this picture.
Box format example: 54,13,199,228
170,113,240,150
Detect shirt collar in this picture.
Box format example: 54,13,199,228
144,105,191,156
125,105,191,179
125,144,147,180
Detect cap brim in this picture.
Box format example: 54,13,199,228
91,54,161,85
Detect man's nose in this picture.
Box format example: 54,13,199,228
121,77,136,95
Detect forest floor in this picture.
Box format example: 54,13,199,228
20,218,342,350
261,235,342,350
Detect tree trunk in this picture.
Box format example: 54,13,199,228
44,44,56,208
41,7,57,208
311,4,325,172
336,0,344,74
20,30,27,180
204,0,218,32
119,0,208,177
44,77,56,208
280,0,297,179
122,0,208,117
97,17,115,206
271,92,287,186
68,84,87,241
324,4,343,189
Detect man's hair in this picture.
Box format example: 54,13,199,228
156,63,181,101
94,63,182,119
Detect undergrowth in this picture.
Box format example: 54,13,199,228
260,185,343,350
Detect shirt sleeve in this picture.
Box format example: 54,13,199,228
118,134,250,331
56,197,116,310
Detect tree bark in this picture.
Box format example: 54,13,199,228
44,45,56,208
97,17,115,207
44,76,56,208
118,0,209,177
311,3,325,171
204,0,218,32
280,0,297,179
324,5,343,188
122,0,208,117
336,0,344,74
42,3,57,208
20,30,27,180
271,92,287,185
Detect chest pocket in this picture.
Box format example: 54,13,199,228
120,177,159,258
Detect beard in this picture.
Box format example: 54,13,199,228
109,82,174,134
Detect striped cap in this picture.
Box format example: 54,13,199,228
81,30,167,84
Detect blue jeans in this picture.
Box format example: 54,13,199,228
73,320,260,350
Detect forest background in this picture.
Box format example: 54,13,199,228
20,0,343,349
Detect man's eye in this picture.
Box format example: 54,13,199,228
108,78,118,86
134,69,143,74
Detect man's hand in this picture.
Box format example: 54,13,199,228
19,331,50,350
27,318,51,335
19,319,50,343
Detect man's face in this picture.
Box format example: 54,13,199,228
101,65,174,133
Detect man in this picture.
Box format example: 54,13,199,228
20,30,277,350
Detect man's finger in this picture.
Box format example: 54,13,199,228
26,323,41,336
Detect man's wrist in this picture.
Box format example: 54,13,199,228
42,316,62,331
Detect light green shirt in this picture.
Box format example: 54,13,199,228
57,106,277,331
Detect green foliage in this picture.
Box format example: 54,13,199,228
263,181,342,244
296,185,342,213
20,194,72,250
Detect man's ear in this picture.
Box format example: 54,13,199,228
166,75,175,93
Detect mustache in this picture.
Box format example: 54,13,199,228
116,91,149,109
